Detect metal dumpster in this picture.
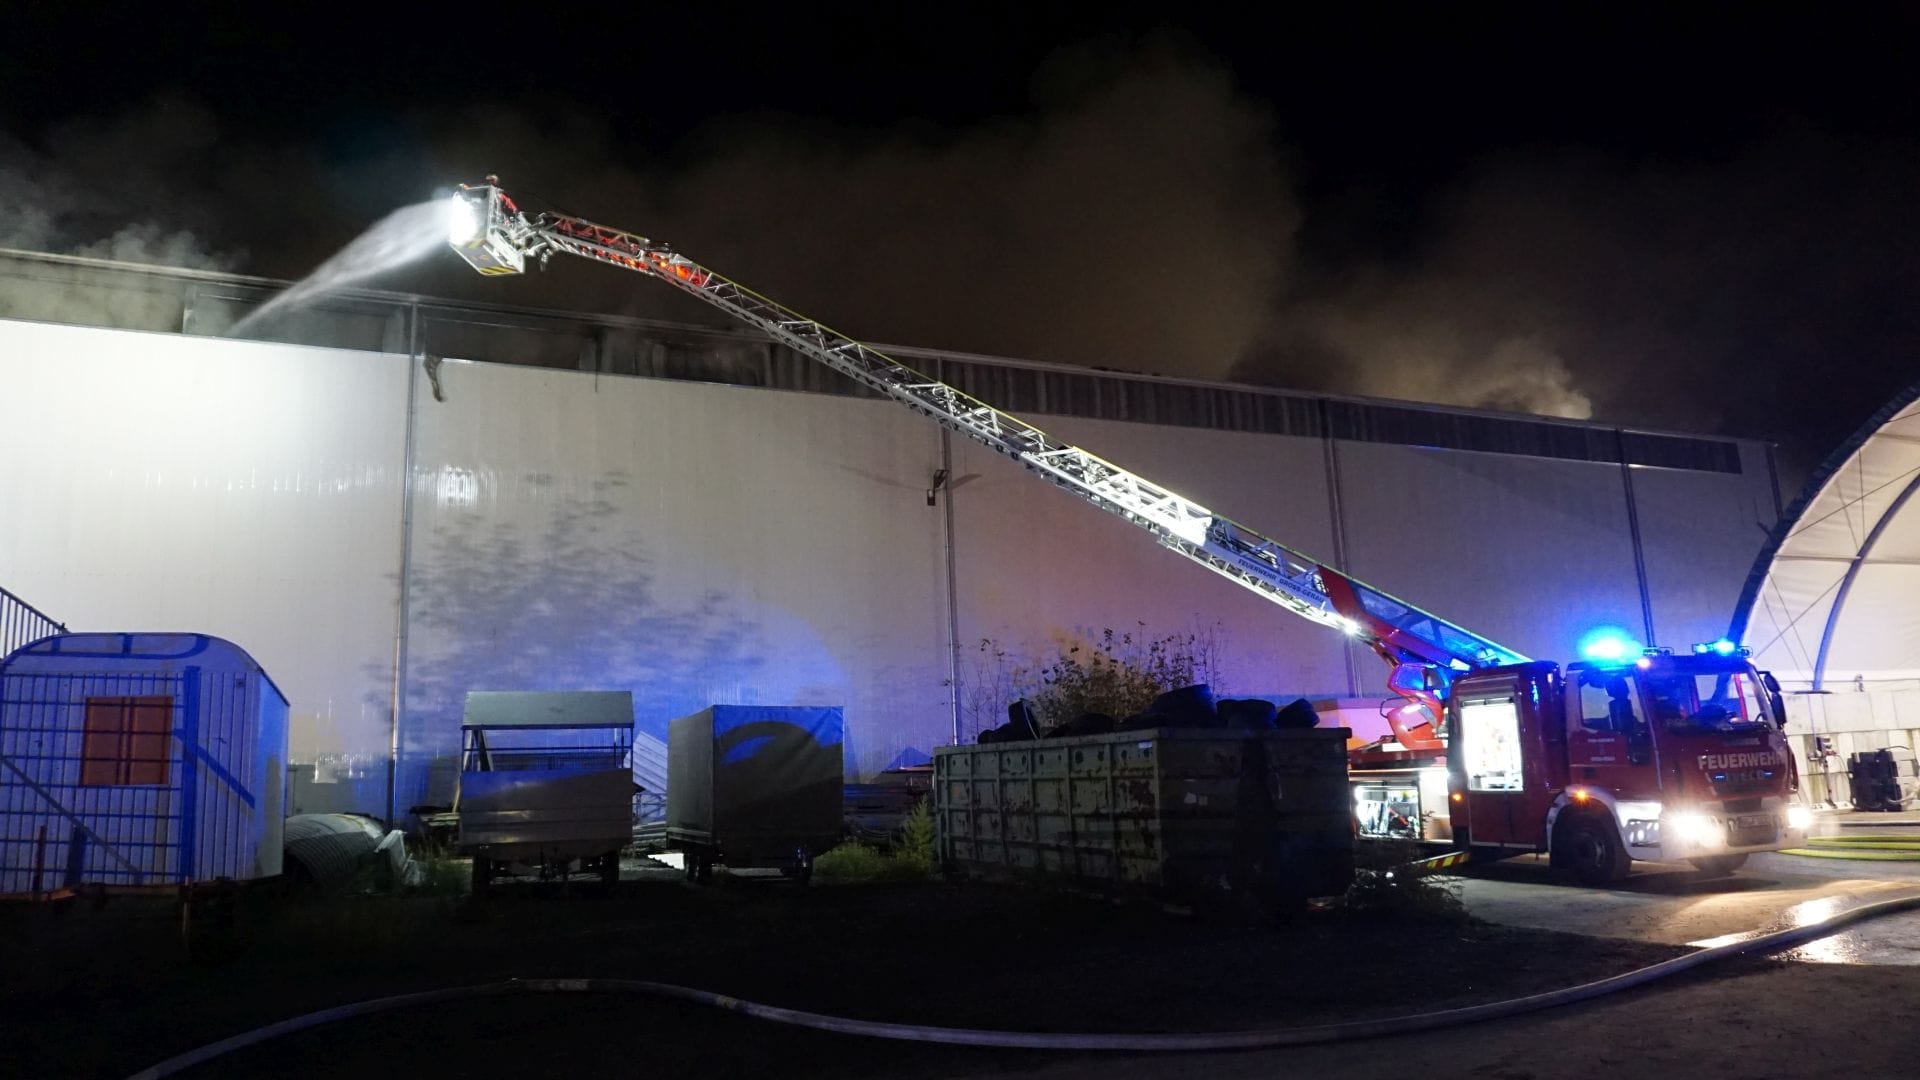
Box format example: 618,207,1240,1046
935,727,1352,910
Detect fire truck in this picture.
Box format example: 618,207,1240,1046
443,179,1810,885
1347,637,1809,882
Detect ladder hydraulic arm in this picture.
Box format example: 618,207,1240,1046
444,180,1527,689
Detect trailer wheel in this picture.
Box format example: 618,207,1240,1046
1689,853,1749,875
599,853,620,888
685,854,712,885
1556,813,1630,885
470,856,493,897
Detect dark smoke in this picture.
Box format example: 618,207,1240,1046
1241,131,1920,475
644,44,1298,378
5,45,1918,478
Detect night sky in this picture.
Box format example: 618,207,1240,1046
5,4,1918,487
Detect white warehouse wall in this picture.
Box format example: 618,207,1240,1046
4,317,1782,813
400,358,951,802
1631,443,1783,650
949,415,1350,732
0,320,408,766
1333,443,1645,663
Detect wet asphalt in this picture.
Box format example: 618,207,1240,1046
1456,810,1920,965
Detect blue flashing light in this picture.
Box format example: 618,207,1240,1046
1578,626,1642,665
1691,638,1745,657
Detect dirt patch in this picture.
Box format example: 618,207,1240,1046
2,878,1691,1078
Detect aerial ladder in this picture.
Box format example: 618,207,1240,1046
445,179,1811,881
445,178,1524,728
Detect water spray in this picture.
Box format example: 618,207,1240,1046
226,201,447,338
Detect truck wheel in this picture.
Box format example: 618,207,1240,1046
599,853,620,888
1689,853,1749,875
1556,814,1631,885
470,857,493,897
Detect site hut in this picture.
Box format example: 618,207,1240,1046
0,632,290,894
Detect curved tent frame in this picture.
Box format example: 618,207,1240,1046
1733,376,1920,689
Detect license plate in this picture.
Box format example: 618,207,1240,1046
1734,813,1770,830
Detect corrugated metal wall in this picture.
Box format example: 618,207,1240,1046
2,316,1780,812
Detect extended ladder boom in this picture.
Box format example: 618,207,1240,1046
446,181,1527,676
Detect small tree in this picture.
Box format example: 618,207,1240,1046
960,638,1022,742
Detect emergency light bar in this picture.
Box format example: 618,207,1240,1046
1692,639,1751,657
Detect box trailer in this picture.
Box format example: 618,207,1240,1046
667,705,843,882
935,726,1353,913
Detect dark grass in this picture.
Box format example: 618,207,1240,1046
0,878,1688,1078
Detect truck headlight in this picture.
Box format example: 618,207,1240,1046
1666,810,1722,849
1786,805,1813,831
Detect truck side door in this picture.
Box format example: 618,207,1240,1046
1451,667,1554,849
1564,667,1659,803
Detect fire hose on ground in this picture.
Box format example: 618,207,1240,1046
127,890,1920,1078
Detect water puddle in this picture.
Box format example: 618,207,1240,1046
1688,891,1920,964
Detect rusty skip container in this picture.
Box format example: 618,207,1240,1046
934,727,1352,908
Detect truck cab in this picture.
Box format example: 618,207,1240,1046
1445,650,1809,883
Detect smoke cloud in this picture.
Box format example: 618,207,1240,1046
382,41,1300,382
5,44,1919,474
2,45,1303,383
0,96,242,272
1249,279,1595,420
1238,132,1920,461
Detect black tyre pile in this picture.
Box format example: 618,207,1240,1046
975,685,1320,744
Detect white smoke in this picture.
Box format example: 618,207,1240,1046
1257,285,1595,419
0,99,239,272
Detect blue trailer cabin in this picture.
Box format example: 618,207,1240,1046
0,633,289,893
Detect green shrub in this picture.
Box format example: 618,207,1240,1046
813,842,931,885
963,623,1227,737
895,799,936,872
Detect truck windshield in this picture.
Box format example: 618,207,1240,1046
1642,670,1773,732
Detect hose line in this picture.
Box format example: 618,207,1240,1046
127,890,1920,1078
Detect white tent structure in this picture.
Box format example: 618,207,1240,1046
1736,381,1920,803
1739,383,1920,692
